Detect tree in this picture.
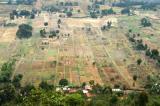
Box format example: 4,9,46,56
151,49,159,59
65,93,84,106
40,29,46,37
137,92,148,106
107,21,112,29
101,8,116,16
90,12,97,18
136,42,146,50
89,80,95,86
133,75,137,81
49,31,57,38
59,79,68,86
16,24,33,39
44,22,48,26
30,13,35,19
121,8,130,15
109,95,119,106
19,10,30,17
66,11,72,17
10,10,18,20
0,84,15,105
0,60,15,83
146,49,151,56
141,18,152,27
58,19,61,24
12,74,23,88
39,81,53,90
137,59,142,65
21,84,35,96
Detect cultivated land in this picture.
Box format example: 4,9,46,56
0,0,160,90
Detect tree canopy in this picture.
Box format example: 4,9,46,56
16,24,33,39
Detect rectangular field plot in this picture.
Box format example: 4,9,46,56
15,60,56,86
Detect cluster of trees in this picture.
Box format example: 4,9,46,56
16,24,33,39
146,49,160,65
141,3,158,10
112,1,159,11
40,20,61,38
0,79,160,106
0,59,24,105
101,8,116,16
0,59,16,83
10,9,37,20
8,0,37,5
112,1,145,7
121,8,131,15
64,2,78,6
42,5,60,13
90,11,97,18
127,30,160,66
57,1,79,6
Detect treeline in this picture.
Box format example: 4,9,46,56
8,0,37,5
113,1,159,11
10,9,39,20
0,81,160,106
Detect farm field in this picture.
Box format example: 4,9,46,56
0,0,160,90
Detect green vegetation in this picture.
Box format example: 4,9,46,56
16,24,33,39
66,11,73,17
121,8,130,15
101,8,116,16
0,59,16,83
15,0,36,5
0,78,159,106
141,18,152,27
40,29,46,37
59,79,69,86
137,58,142,65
